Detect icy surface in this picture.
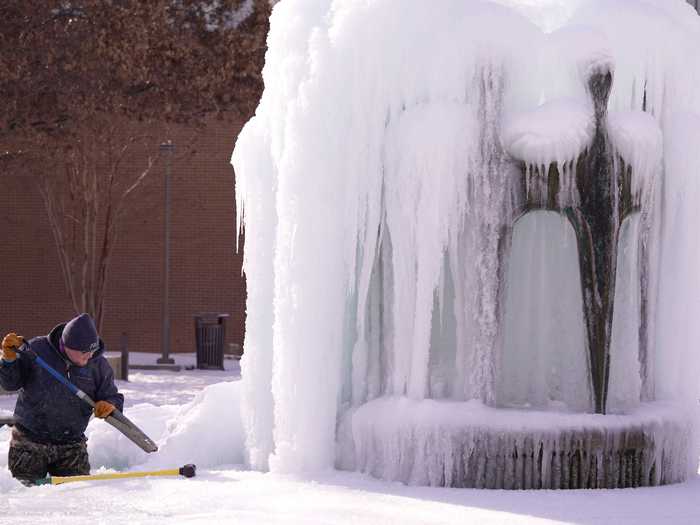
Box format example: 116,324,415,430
607,215,644,414
3,465,700,524
2,366,700,522
656,113,700,403
499,212,590,412
232,0,700,482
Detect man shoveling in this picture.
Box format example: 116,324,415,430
0,313,123,484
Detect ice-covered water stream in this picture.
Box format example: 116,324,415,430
232,0,700,488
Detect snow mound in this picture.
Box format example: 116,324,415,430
87,403,178,470
0,381,245,492
144,381,245,470
0,467,21,492
0,425,22,493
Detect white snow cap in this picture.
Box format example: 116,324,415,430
503,98,594,167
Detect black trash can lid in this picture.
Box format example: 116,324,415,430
194,313,230,325
195,312,230,319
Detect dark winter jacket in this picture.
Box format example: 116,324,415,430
0,323,124,445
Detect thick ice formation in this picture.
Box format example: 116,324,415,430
608,110,663,199
232,0,700,484
349,398,690,488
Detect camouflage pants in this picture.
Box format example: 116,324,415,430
8,428,90,484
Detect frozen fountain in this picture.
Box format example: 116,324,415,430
233,0,700,489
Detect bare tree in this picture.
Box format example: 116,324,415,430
36,120,162,329
0,0,269,329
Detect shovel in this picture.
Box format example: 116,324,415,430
16,343,158,453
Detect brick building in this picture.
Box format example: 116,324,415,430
0,118,248,356
0,1,272,357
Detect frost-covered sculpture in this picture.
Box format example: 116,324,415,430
233,0,700,490
508,68,653,414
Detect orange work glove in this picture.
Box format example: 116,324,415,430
94,401,116,419
1,333,24,362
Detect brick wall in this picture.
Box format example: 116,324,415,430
0,118,247,355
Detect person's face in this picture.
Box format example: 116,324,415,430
64,345,93,367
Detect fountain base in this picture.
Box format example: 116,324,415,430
344,398,691,489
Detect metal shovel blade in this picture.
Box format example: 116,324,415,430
105,409,158,453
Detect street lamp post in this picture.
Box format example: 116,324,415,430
158,140,176,365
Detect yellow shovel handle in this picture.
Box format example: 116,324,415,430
51,468,180,485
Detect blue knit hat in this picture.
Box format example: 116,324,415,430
62,313,100,353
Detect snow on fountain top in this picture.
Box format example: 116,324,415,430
352,396,689,434
502,98,594,167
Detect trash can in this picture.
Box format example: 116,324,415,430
194,313,229,370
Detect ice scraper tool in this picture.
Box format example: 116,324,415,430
16,342,158,453
34,464,196,485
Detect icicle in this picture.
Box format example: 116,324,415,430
234,0,700,485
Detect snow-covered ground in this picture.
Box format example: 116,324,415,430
0,351,241,412
1,352,699,524
5,466,700,525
